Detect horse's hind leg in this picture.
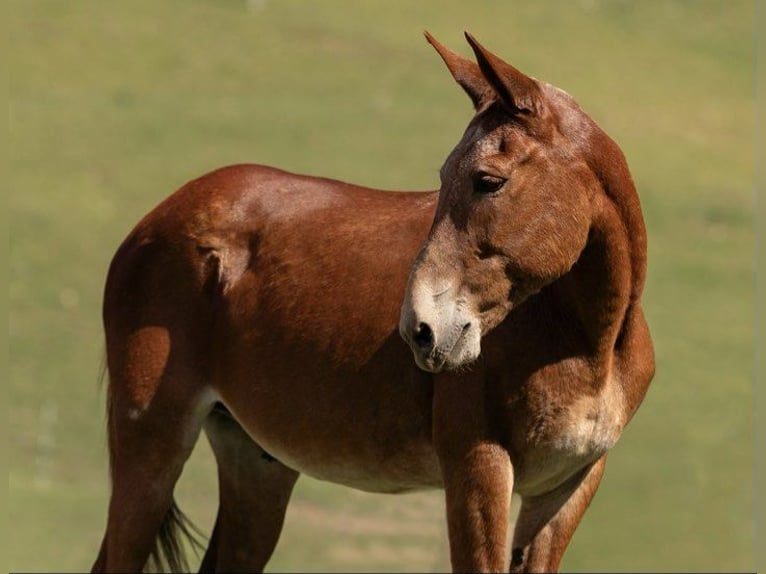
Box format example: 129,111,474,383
199,406,299,573
93,238,218,572
94,326,215,572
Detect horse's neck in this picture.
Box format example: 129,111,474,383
550,123,649,381
552,195,635,381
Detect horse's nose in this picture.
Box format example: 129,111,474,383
412,322,434,352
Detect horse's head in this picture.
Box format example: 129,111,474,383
400,33,610,373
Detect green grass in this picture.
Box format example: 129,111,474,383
9,0,754,571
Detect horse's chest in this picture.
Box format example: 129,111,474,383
512,384,625,496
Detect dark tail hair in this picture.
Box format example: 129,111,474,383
147,500,206,573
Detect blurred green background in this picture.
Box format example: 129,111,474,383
8,0,754,571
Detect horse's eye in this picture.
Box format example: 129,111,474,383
472,173,507,195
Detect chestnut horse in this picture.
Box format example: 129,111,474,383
92,33,654,573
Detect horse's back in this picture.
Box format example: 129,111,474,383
103,162,438,371
105,163,436,320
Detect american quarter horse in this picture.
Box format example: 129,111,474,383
92,33,654,573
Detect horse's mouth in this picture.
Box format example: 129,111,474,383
411,322,477,374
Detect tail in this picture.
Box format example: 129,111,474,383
147,500,207,573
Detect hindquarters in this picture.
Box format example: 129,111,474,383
95,229,220,572
102,226,219,423
92,164,440,570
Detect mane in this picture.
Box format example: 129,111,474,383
586,127,648,304
544,83,648,304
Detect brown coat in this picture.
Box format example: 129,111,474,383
93,33,654,573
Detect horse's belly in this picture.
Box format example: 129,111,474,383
276,438,443,493
237,412,443,493
216,359,443,494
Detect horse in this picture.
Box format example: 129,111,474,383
91,32,654,573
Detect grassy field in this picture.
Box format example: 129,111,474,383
9,1,754,571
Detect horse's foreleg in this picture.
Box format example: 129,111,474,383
510,455,607,573
434,373,513,573
200,407,299,573
441,442,514,573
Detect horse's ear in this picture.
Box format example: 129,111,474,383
464,32,543,115
424,31,492,110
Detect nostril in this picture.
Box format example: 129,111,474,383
413,322,434,351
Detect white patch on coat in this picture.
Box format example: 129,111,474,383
515,376,626,497
552,378,626,457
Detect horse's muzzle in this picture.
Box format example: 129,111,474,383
399,301,481,373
